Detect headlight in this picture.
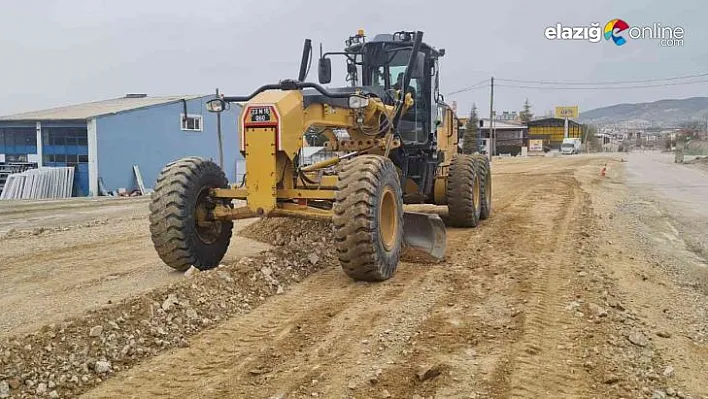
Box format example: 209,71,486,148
348,95,369,109
206,99,225,113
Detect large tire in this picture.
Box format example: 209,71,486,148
149,157,233,271
446,154,481,227
472,153,492,220
333,155,403,281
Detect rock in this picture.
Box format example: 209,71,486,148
36,382,48,395
49,391,59,399
609,301,625,311
657,331,672,338
217,271,234,283
186,309,199,320
382,389,392,398
663,365,675,377
603,374,620,385
89,325,104,337
48,381,56,389
417,363,444,381
653,390,667,399
578,271,588,277
184,266,199,277
162,294,179,311
627,331,649,347
667,388,677,396
95,360,112,374
276,285,284,295
589,303,608,317
7,379,20,389
109,321,120,330
308,253,320,265
26,380,35,388
348,381,357,390
0,381,8,399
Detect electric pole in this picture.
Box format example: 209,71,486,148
488,76,494,157
215,88,224,169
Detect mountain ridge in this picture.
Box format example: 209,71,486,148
579,97,708,126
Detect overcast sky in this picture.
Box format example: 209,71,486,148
1,0,707,118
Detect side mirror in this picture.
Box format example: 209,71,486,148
318,58,332,84
411,52,425,79
206,98,226,113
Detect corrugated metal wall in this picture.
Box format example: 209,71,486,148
95,97,242,192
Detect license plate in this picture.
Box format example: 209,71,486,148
250,107,271,122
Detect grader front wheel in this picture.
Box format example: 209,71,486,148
333,155,403,281
149,157,233,271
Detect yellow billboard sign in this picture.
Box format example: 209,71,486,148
555,106,579,119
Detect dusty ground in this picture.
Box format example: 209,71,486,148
0,198,270,336
0,154,706,399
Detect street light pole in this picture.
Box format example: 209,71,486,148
488,76,494,158
215,88,224,169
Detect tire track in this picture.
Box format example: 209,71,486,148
505,179,591,398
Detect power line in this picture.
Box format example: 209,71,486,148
446,79,489,95
495,79,708,90
496,72,708,86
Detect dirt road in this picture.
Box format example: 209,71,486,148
1,154,706,399
81,155,704,399
0,198,270,336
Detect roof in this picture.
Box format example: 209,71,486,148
0,95,205,121
479,119,528,130
527,117,582,128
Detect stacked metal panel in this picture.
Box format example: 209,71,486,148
0,167,75,200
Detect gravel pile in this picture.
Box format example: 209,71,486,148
0,218,335,398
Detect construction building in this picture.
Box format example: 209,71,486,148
0,94,241,196
527,118,582,150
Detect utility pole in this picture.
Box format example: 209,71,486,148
488,76,494,158
215,88,224,169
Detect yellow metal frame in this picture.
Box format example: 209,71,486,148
206,85,460,222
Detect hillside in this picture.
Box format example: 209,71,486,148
579,97,708,127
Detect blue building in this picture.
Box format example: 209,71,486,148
0,94,242,196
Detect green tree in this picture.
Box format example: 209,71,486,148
462,103,480,154
519,99,533,123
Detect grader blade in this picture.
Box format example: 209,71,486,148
401,211,447,262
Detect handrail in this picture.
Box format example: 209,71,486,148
221,80,352,103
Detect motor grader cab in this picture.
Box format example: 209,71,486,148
149,30,492,281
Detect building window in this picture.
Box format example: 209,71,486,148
181,114,203,132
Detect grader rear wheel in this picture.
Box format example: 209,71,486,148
149,157,233,271
333,155,403,281
446,154,482,227
472,154,492,220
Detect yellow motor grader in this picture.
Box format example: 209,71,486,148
149,30,492,281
